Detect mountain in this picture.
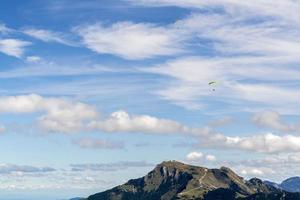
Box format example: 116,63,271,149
86,161,298,200
264,177,300,193
263,181,281,189
281,177,300,193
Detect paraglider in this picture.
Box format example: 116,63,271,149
208,81,218,91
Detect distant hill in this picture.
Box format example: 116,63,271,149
263,181,281,189
84,160,299,200
264,177,300,193
281,177,300,193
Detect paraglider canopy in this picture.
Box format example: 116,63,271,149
208,81,218,91
208,81,217,85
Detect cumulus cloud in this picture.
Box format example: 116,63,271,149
0,39,31,57
224,154,300,181
1,94,300,154
205,155,217,162
75,22,184,60
240,168,270,177
74,138,124,149
0,94,187,135
89,110,188,134
204,132,300,154
0,94,188,135
0,94,98,133
170,125,300,154
186,151,216,162
252,111,300,132
186,151,203,161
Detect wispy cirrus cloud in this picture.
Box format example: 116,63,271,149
127,0,300,25
0,39,31,58
26,56,42,63
23,28,75,46
0,23,12,34
144,56,300,112
74,22,185,60
0,164,55,174
138,6,300,113
207,116,233,127
74,138,125,149
252,111,300,132
70,161,154,172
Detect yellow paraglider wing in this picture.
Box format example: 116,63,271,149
208,81,218,91
208,81,217,85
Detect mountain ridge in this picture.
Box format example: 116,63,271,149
264,176,300,193
80,160,300,200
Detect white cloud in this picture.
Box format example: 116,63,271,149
0,63,116,78
205,155,217,162
145,56,300,113
26,56,41,63
238,154,300,167
224,154,300,180
252,111,300,132
0,94,98,133
208,116,233,127
133,1,300,113
85,111,300,154
186,151,203,161
0,162,113,191
0,24,12,34
0,39,31,58
75,22,184,60
1,95,300,154
0,164,55,174
89,110,188,134
0,95,187,135
74,138,124,149
172,125,300,154
23,28,73,46
186,151,216,162
70,161,154,172
240,168,268,176
128,0,300,24
206,133,300,154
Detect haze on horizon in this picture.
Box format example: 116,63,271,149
1,0,300,199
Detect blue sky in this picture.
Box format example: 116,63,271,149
1,0,300,199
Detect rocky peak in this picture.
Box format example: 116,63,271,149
86,161,289,200
248,178,263,186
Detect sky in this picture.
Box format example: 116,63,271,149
1,0,300,199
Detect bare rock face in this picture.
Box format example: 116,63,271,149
86,161,298,200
